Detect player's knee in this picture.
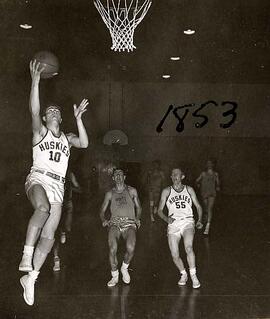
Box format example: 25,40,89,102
41,223,58,238
126,241,136,253
36,236,55,255
185,245,194,255
29,206,50,228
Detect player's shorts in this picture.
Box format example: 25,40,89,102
167,217,195,238
108,216,138,233
25,169,65,205
201,192,216,200
149,190,161,206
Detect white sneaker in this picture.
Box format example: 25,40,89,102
178,272,188,286
121,266,131,284
107,274,119,287
19,254,33,272
53,257,61,272
20,274,37,306
204,223,210,235
60,232,66,244
191,274,201,289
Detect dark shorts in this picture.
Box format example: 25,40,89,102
108,217,138,233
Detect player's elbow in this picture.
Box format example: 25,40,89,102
80,141,89,148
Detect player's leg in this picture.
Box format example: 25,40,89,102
64,200,73,233
204,196,215,235
61,200,73,244
168,233,188,285
53,233,61,272
20,203,62,306
182,226,200,288
203,197,208,223
33,203,62,271
107,226,121,287
149,191,155,222
153,191,160,217
121,227,136,284
19,184,50,272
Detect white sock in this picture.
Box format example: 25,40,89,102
29,270,39,279
121,262,129,270
111,270,119,277
23,245,34,256
180,269,187,276
189,268,196,276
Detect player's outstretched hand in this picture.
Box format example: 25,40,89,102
73,98,89,120
168,214,175,224
30,60,45,83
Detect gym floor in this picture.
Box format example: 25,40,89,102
0,192,269,319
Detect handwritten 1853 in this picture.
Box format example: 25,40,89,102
156,100,238,133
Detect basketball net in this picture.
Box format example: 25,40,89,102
94,0,152,52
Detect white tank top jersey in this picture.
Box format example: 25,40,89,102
166,185,193,219
32,129,70,177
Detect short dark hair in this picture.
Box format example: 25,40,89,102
43,104,62,116
112,168,126,175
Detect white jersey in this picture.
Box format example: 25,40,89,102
32,129,70,177
166,185,193,219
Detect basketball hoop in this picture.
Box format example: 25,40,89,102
94,0,152,52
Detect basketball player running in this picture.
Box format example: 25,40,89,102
18,60,89,305
146,160,165,222
100,169,142,287
158,168,203,288
196,160,220,235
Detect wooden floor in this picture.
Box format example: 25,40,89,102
0,192,269,319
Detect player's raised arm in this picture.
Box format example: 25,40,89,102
29,60,46,136
67,98,89,148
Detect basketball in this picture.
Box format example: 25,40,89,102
33,51,59,79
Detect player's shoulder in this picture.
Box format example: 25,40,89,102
186,185,195,193
32,126,48,145
127,185,137,194
105,189,113,198
162,186,171,194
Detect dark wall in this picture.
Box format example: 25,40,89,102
1,78,269,195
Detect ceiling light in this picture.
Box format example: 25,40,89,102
20,24,32,29
184,29,195,35
170,56,180,61
162,75,171,79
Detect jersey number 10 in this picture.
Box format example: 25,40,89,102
49,151,61,163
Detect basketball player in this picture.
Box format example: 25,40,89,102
196,160,220,235
18,60,89,305
53,170,81,272
158,168,203,288
100,168,142,287
146,160,165,222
